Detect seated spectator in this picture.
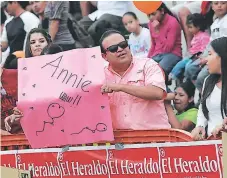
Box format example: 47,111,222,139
122,12,151,58
100,29,170,130
44,2,75,51
184,1,227,92
191,37,227,140
169,13,210,81
4,28,52,133
165,81,198,132
25,28,52,58
147,3,182,75
79,1,129,46
1,1,40,54
171,1,203,49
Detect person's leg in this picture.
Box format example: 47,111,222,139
87,14,123,40
78,16,94,32
184,59,200,80
97,14,124,31
171,3,184,19
158,53,182,75
178,7,193,50
195,66,209,93
170,58,190,79
152,54,163,63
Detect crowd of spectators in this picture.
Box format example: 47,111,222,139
1,1,227,141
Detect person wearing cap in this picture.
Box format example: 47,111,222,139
165,80,198,132
100,29,171,130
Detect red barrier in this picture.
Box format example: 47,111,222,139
1,129,193,150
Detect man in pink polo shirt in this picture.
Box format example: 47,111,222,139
100,30,171,130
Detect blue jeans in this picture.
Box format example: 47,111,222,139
184,59,209,91
170,58,191,79
195,66,209,92
152,53,182,75
184,59,201,80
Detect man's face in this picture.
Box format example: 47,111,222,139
30,1,46,15
101,33,132,67
6,2,16,16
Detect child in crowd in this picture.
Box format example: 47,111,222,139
184,1,227,92
169,13,210,81
122,12,151,58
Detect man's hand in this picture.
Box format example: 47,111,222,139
101,83,122,94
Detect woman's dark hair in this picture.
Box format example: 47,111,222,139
123,12,138,20
202,37,227,120
41,44,63,55
177,80,196,111
155,3,176,18
3,54,18,69
186,13,207,32
25,28,52,58
8,1,29,9
204,6,214,28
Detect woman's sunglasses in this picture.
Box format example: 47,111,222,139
105,41,128,53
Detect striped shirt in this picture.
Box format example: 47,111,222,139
44,1,75,45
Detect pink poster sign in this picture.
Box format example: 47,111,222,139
18,47,114,148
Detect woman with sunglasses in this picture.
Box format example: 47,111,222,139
147,3,182,75
100,29,171,130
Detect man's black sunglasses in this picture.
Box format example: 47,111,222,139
105,41,128,53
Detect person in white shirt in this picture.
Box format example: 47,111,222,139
78,1,129,45
191,37,227,140
122,12,151,58
1,1,39,54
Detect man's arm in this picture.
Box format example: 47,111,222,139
120,84,164,100
1,23,9,52
80,1,97,17
1,42,8,52
49,20,60,41
102,60,167,100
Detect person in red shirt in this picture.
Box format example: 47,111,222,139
147,3,182,75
